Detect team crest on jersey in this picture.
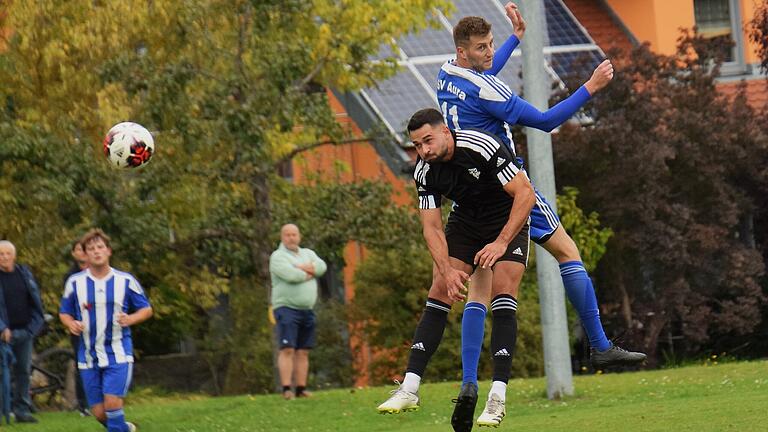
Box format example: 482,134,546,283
467,168,480,179
497,157,506,167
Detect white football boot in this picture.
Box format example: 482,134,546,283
476,393,506,427
376,382,420,414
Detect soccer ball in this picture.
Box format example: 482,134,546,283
103,122,155,169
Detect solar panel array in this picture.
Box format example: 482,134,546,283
361,0,604,139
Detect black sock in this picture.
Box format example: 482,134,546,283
296,386,306,395
490,294,518,383
282,385,291,393
405,298,451,377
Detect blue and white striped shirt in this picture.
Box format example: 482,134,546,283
60,268,151,369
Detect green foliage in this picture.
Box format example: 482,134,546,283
271,178,422,265
351,189,612,384
556,187,613,274
0,0,450,394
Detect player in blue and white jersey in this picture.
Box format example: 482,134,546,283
60,229,152,432
435,8,646,426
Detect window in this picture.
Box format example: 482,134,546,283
693,0,745,73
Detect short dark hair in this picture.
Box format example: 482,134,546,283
71,240,83,252
80,228,111,250
453,16,492,48
407,108,445,133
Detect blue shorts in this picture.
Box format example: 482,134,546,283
80,363,133,406
530,189,561,244
273,306,316,350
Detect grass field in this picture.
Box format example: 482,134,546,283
12,360,768,431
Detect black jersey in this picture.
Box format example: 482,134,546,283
413,128,523,222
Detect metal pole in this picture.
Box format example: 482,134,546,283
518,0,574,399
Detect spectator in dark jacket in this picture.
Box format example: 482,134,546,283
0,240,45,423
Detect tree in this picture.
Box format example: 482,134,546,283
0,0,451,393
554,32,768,364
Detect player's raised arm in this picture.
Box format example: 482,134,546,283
487,3,526,76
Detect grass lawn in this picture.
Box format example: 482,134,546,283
12,359,767,431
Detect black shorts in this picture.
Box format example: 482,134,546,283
273,306,316,350
445,210,530,268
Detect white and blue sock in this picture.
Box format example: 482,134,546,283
560,261,611,351
105,408,129,432
461,302,487,385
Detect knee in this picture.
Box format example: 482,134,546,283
280,348,295,357
547,232,581,262
491,283,519,300
295,350,309,359
103,396,123,411
428,282,453,306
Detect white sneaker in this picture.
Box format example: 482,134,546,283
376,383,420,414
476,394,505,427
126,421,137,432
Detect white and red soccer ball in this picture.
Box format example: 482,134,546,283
103,122,154,169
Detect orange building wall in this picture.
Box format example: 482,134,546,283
740,0,760,65
606,0,762,65
291,91,414,386
605,0,695,55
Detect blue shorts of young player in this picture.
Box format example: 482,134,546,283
530,189,560,244
80,363,134,406
273,306,316,349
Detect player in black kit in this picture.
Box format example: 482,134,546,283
377,108,535,431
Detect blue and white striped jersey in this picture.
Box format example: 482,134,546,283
60,268,151,369
437,59,593,154
437,61,526,154
414,129,523,216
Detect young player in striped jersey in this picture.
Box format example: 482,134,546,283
59,229,152,432
436,9,646,426
377,108,535,432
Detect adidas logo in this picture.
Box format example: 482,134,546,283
496,157,506,167
494,348,511,357
512,247,523,256
411,342,426,351
467,168,480,179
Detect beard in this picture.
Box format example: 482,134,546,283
468,56,493,73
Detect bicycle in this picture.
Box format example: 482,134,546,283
30,346,75,409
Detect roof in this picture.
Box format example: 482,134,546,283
717,77,768,110
561,0,635,55
562,0,767,109
355,0,606,144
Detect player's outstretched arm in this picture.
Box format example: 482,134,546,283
487,2,526,76
474,173,535,268
512,59,614,132
420,208,469,301
584,59,614,95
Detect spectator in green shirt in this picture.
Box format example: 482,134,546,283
269,224,327,400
